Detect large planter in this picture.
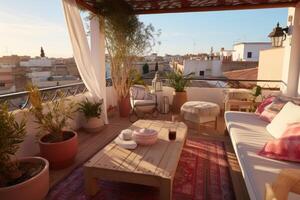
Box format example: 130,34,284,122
39,131,78,169
118,96,131,117
0,157,49,200
83,117,104,133
172,91,187,113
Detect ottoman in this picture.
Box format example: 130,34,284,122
181,101,220,129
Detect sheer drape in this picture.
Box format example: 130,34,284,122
62,0,108,123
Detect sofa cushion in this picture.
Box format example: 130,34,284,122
225,111,300,200
255,96,275,115
259,123,300,163
259,106,277,122
267,102,300,139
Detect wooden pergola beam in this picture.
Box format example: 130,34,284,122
133,2,297,15
76,0,298,15
76,0,98,14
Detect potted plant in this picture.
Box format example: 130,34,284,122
0,103,49,200
107,105,117,118
91,2,159,117
250,85,262,112
28,86,77,169
166,70,194,113
78,98,104,133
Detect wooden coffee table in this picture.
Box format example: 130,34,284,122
84,120,187,200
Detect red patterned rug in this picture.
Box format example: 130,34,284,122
47,138,234,200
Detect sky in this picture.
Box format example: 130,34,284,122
0,0,288,58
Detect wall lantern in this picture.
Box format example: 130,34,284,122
268,22,289,48
152,71,163,92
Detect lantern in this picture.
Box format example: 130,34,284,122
152,72,163,92
268,23,289,48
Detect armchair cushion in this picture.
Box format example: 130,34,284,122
133,100,156,106
130,85,147,100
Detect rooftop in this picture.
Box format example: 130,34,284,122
233,42,272,46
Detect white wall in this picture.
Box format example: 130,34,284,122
258,48,284,88
233,43,272,61
183,59,222,77
232,44,244,61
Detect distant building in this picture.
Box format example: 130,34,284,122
20,57,52,67
232,42,271,61
175,59,222,77
220,48,234,61
0,55,30,68
0,68,16,94
144,53,158,62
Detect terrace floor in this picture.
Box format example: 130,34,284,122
49,112,250,200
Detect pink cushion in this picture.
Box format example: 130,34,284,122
259,109,277,122
258,123,300,162
255,96,275,115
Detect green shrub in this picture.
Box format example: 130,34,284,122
78,99,103,120
0,103,26,186
166,70,194,92
142,63,149,74
28,86,75,142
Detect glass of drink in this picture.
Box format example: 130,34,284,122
169,128,176,141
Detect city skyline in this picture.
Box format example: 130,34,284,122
0,1,287,58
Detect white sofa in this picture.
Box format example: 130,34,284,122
225,111,300,200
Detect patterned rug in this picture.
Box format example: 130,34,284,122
47,138,234,200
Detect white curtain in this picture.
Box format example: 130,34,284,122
62,0,108,123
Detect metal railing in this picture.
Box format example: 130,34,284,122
143,77,285,90
187,78,285,90
0,77,284,111
0,82,87,110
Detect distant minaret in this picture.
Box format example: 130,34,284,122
40,47,45,58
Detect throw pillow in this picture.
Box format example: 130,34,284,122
259,123,300,162
259,106,277,122
255,96,275,115
266,102,300,138
259,97,287,122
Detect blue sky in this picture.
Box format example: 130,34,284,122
0,0,287,57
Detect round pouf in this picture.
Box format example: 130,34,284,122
180,101,220,129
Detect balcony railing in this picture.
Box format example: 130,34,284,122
0,78,284,111
0,82,87,110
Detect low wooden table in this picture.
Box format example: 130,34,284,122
84,120,188,200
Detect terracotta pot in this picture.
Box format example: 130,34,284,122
172,91,187,114
39,131,78,169
118,96,131,117
0,157,49,200
83,117,104,133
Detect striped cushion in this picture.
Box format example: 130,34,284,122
259,96,289,122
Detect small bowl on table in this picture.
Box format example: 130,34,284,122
132,128,158,145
